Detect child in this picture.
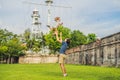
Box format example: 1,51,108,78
47,17,63,34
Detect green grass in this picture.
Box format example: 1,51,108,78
0,64,120,80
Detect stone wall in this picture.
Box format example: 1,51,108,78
19,54,58,64
65,32,120,67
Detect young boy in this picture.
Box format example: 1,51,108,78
54,30,70,77
47,17,63,34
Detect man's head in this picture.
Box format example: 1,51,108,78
65,38,70,45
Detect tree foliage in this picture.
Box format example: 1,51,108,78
0,29,25,64
0,24,98,63
0,26,97,58
44,26,97,53
86,33,97,43
22,28,43,52
44,26,71,54
70,30,87,47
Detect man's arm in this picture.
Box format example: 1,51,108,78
55,31,62,43
59,32,62,42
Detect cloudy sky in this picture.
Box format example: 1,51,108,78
0,0,120,38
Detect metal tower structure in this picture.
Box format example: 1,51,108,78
45,0,53,26
23,0,71,27
31,8,42,40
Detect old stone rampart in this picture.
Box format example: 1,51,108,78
65,32,120,67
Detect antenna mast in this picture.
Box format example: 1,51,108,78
23,0,71,27
45,0,53,26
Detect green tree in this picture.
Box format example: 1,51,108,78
70,30,87,47
44,26,71,54
6,36,25,64
87,33,97,44
23,28,31,41
22,28,43,52
0,29,13,44
0,29,14,63
0,46,8,63
0,28,25,64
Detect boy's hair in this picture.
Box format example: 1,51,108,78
54,17,60,21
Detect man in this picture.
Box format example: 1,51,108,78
55,30,70,77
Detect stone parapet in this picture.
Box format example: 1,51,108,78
65,32,120,67
19,54,58,64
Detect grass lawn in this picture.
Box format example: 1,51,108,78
0,64,120,80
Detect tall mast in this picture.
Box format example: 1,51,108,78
23,0,71,27
45,0,53,26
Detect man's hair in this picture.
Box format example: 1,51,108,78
66,38,70,45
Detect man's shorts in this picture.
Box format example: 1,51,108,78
59,54,66,63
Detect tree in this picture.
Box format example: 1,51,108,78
0,46,8,63
70,30,87,47
0,29,13,63
0,28,25,64
87,33,97,44
23,28,31,41
6,36,25,64
22,28,43,52
44,26,71,54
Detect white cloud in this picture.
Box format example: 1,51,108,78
112,0,120,7
77,20,120,38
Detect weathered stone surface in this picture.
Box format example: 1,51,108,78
65,32,120,67
19,32,120,66
19,54,58,64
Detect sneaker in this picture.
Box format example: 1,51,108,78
63,73,67,77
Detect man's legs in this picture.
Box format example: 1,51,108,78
60,63,66,74
59,54,67,76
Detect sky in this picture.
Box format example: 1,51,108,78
0,0,120,38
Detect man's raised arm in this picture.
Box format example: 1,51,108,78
55,31,62,43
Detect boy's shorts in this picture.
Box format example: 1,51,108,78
59,54,66,63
